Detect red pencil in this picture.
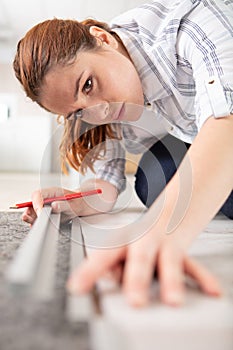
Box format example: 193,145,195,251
9,189,102,209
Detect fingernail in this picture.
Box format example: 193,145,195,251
127,291,148,307
52,202,60,212
205,284,223,297
166,292,184,306
66,278,85,295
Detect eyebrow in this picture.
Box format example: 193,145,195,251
74,71,84,99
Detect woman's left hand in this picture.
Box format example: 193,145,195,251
66,223,222,307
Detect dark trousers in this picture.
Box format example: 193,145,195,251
134,134,233,219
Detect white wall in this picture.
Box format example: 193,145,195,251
0,63,52,172
0,0,146,173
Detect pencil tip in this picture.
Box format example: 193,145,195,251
9,206,18,209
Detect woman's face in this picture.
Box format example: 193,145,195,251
40,37,144,125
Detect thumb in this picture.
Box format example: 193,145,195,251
51,199,77,215
31,190,44,216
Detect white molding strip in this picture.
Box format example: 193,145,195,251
6,206,60,300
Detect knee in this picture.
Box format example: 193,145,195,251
134,161,166,208
134,166,149,207
134,136,188,208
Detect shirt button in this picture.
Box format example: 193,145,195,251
145,103,152,111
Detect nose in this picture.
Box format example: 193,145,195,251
82,102,110,123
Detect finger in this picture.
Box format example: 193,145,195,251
66,246,125,295
21,207,37,225
123,236,158,307
184,256,222,296
31,190,44,216
31,187,72,216
158,245,185,306
111,263,124,284
22,213,35,225
51,199,78,216
94,265,124,292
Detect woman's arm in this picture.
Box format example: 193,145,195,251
22,178,118,224
150,114,233,242
67,114,233,306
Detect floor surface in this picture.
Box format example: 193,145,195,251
0,172,232,350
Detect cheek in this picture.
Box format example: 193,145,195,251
117,66,143,104
104,68,143,105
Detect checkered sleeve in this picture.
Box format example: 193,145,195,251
180,0,233,129
94,137,127,194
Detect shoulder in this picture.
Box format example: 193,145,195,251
176,0,233,61
110,1,201,32
109,0,205,56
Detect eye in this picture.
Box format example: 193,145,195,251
83,77,93,94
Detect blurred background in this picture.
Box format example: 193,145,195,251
0,0,147,209
0,0,145,174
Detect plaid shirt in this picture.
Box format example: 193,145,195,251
94,0,233,193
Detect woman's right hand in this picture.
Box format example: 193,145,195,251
22,179,118,225
22,187,76,225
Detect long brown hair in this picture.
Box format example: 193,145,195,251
13,18,120,174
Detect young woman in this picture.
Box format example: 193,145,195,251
14,0,233,307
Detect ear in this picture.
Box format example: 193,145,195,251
89,26,118,49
